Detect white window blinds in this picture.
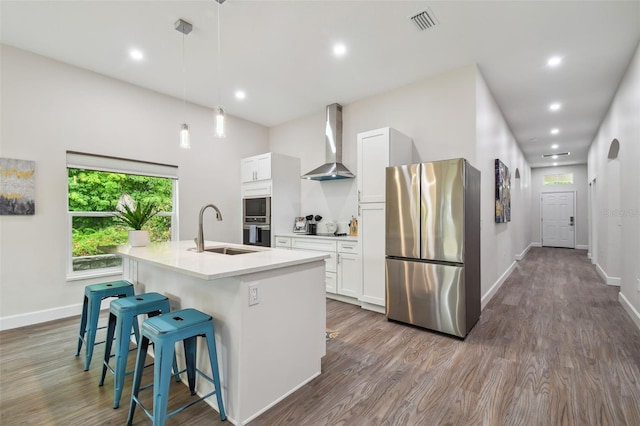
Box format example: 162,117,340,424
66,151,178,179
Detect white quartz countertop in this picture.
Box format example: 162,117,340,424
275,233,358,242
112,240,329,280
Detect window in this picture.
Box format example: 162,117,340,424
544,173,573,185
67,152,178,279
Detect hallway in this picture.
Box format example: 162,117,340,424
1,247,639,425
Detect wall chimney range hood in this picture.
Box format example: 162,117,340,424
302,103,355,181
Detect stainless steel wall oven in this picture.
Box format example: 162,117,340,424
242,197,271,247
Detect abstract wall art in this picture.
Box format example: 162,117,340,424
495,158,510,223
0,158,35,215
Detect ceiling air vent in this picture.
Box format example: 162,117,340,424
542,152,570,158
410,8,438,31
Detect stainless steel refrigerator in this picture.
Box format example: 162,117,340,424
385,158,481,338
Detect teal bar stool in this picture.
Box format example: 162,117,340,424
76,280,135,371
127,308,226,426
99,292,180,409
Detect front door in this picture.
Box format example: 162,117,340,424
541,192,575,248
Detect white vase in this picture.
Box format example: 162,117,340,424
128,230,150,247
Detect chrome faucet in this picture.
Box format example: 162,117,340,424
196,204,223,252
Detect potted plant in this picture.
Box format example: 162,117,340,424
113,194,158,247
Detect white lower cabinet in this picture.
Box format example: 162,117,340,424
274,236,292,249
337,241,361,298
291,238,338,294
275,236,361,301
359,203,386,308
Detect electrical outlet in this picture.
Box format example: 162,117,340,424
249,283,260,306
636,278,640,293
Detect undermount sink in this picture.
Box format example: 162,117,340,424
192,246,258,255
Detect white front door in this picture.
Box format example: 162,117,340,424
541,192,575,248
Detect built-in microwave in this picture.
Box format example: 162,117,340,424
243,196,271,225
243,196,271,247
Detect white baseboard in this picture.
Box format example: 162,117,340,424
360,301,385,314
326,293,360,307
531,242,542,247
515,243,533,261
576,245,588,250
0,303,82,331
595,263,621,286
619,292,640,332
481,261,517,309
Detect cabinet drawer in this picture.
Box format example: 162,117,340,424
338,241,358,254
274,236,291,248
291,238,337,252
242,181,272,197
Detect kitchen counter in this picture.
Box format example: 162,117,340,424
112,241,327,425
113,240,328,280
275,233,358,242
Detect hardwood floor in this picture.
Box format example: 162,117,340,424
2,247,639,425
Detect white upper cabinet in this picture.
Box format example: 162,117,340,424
357,127,413,203
241,153,272,182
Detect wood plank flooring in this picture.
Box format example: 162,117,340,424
1,247,639,425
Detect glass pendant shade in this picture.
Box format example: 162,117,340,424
215,106,226,138
179,123,191,149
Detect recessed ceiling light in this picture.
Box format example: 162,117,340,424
551,144,559,149
333,43,347,57
129,49,144,61
550,128,559,135
235,90,246,100
553,162,558,166
549,102,562,111
547,56,563,67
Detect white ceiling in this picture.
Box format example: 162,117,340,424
2,1,639,168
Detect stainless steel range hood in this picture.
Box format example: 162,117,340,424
302,103,355,181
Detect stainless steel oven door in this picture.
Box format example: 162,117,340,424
243,225,271,247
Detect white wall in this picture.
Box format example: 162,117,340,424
269,64,478,227
270,64,532,307
530,165,588,248
0,45,269,327
475,69,532,304
587,42,640,329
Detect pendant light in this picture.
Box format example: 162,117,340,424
175,19,192,149
214,0,226,138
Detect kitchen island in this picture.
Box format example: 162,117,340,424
113,240,328,425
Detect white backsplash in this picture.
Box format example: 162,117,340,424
300,177,357,232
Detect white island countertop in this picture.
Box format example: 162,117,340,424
113,240,329,281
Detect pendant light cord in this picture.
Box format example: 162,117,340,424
217,2,221,107
182,32,187,123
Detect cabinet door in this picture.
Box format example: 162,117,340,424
357,129,390,203
359,203,386,306
325,272,337,294
337,253,361,298
241,157,257,182
241,154,272,182
256,154,272,181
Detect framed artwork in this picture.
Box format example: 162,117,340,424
0,158,35,215
293,216,307,233
495,158,510,223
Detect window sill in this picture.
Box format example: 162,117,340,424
66,267,123,282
